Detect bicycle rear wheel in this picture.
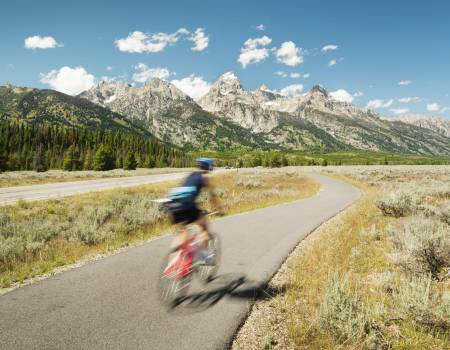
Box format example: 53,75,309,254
158,251,191,307
196,232,221,283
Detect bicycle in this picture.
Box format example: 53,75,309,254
157,212,221,307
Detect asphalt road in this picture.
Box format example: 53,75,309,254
0,172,188,205
0,174,361,350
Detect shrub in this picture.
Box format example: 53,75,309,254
236,177,262,189
437,201,450,225
393,274,450,330
376,187,420,217
389,219,450,278
317,273,367,341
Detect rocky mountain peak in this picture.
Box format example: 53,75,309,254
212,71,243,96
310,85,328,97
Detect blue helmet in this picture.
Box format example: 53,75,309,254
195,157,214,171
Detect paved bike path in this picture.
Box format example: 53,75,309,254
0,174,361,350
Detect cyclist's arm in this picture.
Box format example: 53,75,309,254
204,176,222,213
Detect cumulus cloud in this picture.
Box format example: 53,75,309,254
171,75,211,100
24,35,63,49
398,80,412,86
40,66,95,95
275,71,287,77
329,89,354,103
256,24,265,31
115,28,193,53
290,73,301,78
426,103,440,111
366,99,394,109
353,91,364,97
106,66,113,71
398,96,420,103
328,59,337,67
279,84,303,97
132,63,170,83
189,28,209,51
321,44,338,52
303,73,310,79
389,108,410,115
238,35,272,68
276,41,303,66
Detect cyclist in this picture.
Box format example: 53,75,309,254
167,158,222,260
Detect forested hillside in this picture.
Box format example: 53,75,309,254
0,121,191,172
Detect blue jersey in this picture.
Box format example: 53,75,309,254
181,171,205,202
167,171,206,213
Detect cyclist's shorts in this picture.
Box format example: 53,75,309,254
170,206,202,225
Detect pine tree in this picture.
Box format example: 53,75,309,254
83,149,93,170
93,146,114,171
123,152,137,170
62,145,80,171
32,147,48,172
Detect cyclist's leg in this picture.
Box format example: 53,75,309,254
170,223,188,251
194,211,210,249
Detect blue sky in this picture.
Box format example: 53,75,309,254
1,0,449,118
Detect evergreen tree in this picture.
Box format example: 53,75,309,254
62,145,80,171
32,147,48,172
93,146,114,171
83,149,93,170
123,152,137,170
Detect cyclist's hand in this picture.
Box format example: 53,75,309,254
216,208,225,216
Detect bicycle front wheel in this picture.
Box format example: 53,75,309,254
158,251,191,307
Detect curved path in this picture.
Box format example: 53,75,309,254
0,172,188,206
0,174,361,350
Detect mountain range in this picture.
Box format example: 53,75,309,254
1,73,449,156
79,72,450,155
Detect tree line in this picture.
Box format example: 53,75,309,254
0,121,191,172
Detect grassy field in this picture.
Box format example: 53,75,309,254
0,169,319,290
0,168,189,188
233,165,450,350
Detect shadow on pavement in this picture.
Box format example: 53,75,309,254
167,273,287,313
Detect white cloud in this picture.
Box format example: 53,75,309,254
256,24,265,31
115,28,189,53
389,108,409,115
398,80,412,86
171,75,211,100
24,35,63,49
290,72,301,78
330,89,354,103
132,63,170,83
106,66,113,71
276,41,303,66
303,73,310,79
40,66,95,95
321,44,338,52
189,28,209,51
238,35,272,68
275,71,287,77
398,96,420,103
279,83,304,97
353,91,364,97
328,59,337,67
441,107,450,113
426,103,440,112
366,99,394,109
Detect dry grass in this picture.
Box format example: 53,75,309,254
0,169,319,289
0,168,188,188
233,165,450,350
